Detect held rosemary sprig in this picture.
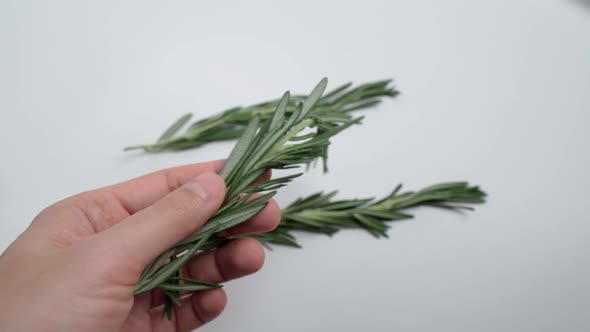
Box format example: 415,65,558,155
124,80,398,152
133,78,363,302
252,182,486,248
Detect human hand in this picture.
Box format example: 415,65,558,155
0,160,280,332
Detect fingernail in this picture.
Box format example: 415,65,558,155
184,173,224,200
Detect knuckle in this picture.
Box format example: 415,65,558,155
155,186,206,216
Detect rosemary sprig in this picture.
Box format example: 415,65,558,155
252,182,486,248
133,78,363,301
124,80,398,152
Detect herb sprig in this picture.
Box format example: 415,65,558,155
133,78,363,305
124,80,398,152
252,182,486,248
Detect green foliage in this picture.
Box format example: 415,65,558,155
124,79,398,152
125,77,486,322
252,182,486,247
133,78,366,318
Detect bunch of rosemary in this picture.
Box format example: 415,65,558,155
133,78,365,315
126,77,486,320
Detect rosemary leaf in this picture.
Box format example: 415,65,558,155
158,113,193,142
219,116,260,179
159,283,221,292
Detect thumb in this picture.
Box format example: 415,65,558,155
98,172,226,266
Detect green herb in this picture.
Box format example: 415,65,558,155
251,182,486,248
125,77,487,322
124,80,398,152
133,78,364,315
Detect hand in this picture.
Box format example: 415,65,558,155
0,160,280,332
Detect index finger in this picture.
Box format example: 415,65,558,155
105,160,272,215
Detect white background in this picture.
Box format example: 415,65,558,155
1,1,589,331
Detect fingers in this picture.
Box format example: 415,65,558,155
185,237,265,284
149,238,266,308
164,236,267,331
149,289,227,332
147,210,277,308
95,172,226,266
148,238,267,309
171,238,265,330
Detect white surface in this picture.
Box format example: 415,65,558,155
1,1,589,331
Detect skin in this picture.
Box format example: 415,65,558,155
0,159,280,332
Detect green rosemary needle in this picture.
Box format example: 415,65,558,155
124,79,398,152
251,182,486,248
